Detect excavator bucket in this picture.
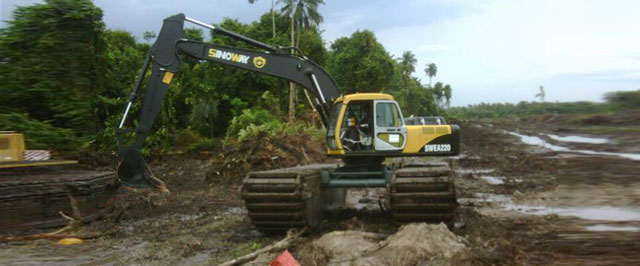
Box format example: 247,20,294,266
117,149,168,192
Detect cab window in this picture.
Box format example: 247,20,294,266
376,102,402,127
328,102,342,131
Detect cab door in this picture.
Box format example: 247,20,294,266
373,100,407,151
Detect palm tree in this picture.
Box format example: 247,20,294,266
279,0,325,120
432,82,444,107
398,51,417,76
425,63,437,87
443,84,452,109
535,85,545,102
248,0,276,38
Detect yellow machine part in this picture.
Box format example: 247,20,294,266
0,133,25,163
402,125,451,153
0,132,78,168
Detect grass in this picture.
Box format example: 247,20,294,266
210,237,275,264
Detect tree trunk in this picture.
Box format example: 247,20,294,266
271,0,275,38
296,25,301,49
288,17,296,121
295,26,317,114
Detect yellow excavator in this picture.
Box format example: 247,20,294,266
116,14,460,233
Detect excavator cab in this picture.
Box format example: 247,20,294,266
328,94,408,156
327,92,460,158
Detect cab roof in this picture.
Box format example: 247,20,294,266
334,93,394,103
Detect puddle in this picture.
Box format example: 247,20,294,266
584,224,640,232
507,131,640,161
474,193,512,203
176,214,202,222
479,175,505,185
507,131,570,152
546,207,640,221
181,251,214,266
457,168,495,174
221,207,246,215
345,188,384,211
474,193,640,221
546,134,609,144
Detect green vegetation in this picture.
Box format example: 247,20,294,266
605,89,640,109
0,0,104,133
0,0,451,158
449,89,640,121
0,113,81,150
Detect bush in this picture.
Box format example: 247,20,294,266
187,138,221,153
226,108,282,139
605,89,640,109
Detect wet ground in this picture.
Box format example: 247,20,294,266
1,121,639,265
460,123,640,265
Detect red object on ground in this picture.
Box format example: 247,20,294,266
270,250,300,266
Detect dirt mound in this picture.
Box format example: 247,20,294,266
301,223,467,266
369,223,467,264
206,132,327,184
314,231,380,261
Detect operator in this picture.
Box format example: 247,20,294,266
358,103,373,150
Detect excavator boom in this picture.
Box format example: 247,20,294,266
116,14,341,188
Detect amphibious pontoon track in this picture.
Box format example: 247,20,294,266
242,163,337,233
0,170,119,233
389,163,457,226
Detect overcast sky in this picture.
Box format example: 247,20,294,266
2,0,640,106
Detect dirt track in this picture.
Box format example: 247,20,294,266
1,122,638,265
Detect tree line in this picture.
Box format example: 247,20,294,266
449,89,640,120
0,0,452,154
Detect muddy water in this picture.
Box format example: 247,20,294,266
474,192,640,222
545,133,609,144
456,168,496,174
478,175,505,185
507,131,640,160
345,188,385,211
584,224,640,232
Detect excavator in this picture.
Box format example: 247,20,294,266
116,14,461,233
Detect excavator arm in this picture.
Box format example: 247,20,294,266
116,14,342,188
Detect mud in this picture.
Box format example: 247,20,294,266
1,117,639,265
